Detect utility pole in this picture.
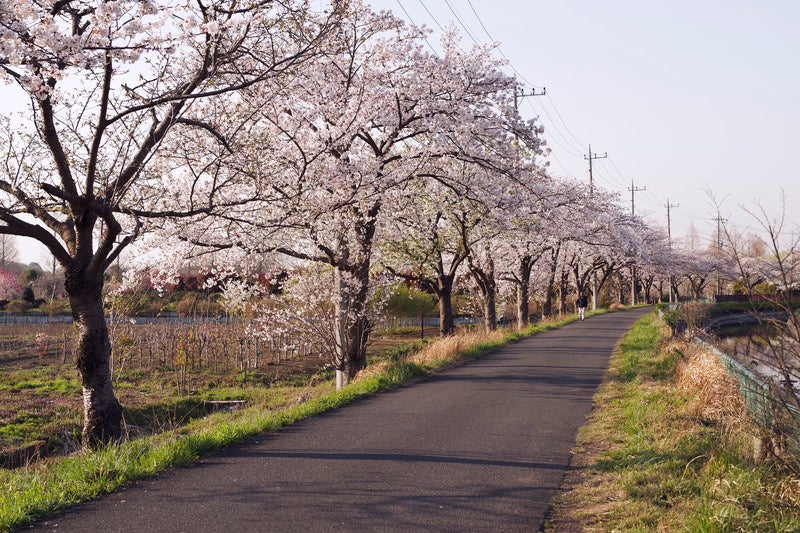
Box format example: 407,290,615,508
513,85,546,110
628,179,646,217
584,145,607,196
665,199,679,304
585,145,606,310
627,179,646,305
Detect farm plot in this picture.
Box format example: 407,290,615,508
0,321,343,463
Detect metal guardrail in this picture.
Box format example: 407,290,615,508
0,315,73,325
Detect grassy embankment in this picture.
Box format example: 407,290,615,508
0,310,599,531
545,313,800,531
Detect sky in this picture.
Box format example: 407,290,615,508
364,0,800,248
6,0,800,264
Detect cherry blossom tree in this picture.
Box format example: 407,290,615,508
382,184,475,336
0,0,338,447
463,165,553,331
0,269,23,300
493,176,573,327
157,5,543,386
383,161,547,335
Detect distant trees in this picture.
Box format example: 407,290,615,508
0,235,17,266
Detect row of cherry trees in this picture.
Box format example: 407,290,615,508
0,0,757,447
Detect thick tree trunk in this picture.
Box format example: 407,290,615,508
437,284,455,336
332,265,370,390
542,247,560,318
516,281,529,329
469,253,497,333
482,289,497,332
67,274,122,448
513,251,535,329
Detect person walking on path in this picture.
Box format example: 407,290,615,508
577,292,588,320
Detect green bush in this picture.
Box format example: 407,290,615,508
386,284,436,317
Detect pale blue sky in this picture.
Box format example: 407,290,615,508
5,1,800,263
367,0,800,246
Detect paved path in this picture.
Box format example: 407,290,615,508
29,308,651,532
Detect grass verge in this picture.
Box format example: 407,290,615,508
1,312,592,531
545,312,800,531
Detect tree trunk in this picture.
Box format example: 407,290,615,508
542,245,560,318
468,252,497,333
671,278,681,301
558,269,570,316
516,280,529,329
67,273,122,448
332,265,371,390
482,289,497,332
437,281,455,336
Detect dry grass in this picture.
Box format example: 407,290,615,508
673,339,751,435
407,328,506,367
355,327,509,385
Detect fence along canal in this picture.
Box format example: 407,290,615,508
696,338,800,462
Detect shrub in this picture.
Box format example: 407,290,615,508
661,308,687,337
21,286,35,303
5,299,33,314
40,299,71,316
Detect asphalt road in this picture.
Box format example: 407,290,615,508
28,307,651,533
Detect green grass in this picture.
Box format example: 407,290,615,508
545,312,800,531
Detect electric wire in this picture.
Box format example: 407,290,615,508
415,0,445,32
442,0,482,46
525,98,583,157
544,148,580,181
463,0,545,91
545,94,586,149
396,0,439,55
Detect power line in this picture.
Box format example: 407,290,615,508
415,0,445,32
545,94,585,148
465,0,496,41
526,98,583,156
593,159,629,190
396,0,439,55
463,0,545,90
442,0,481,46
545,148,579,180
